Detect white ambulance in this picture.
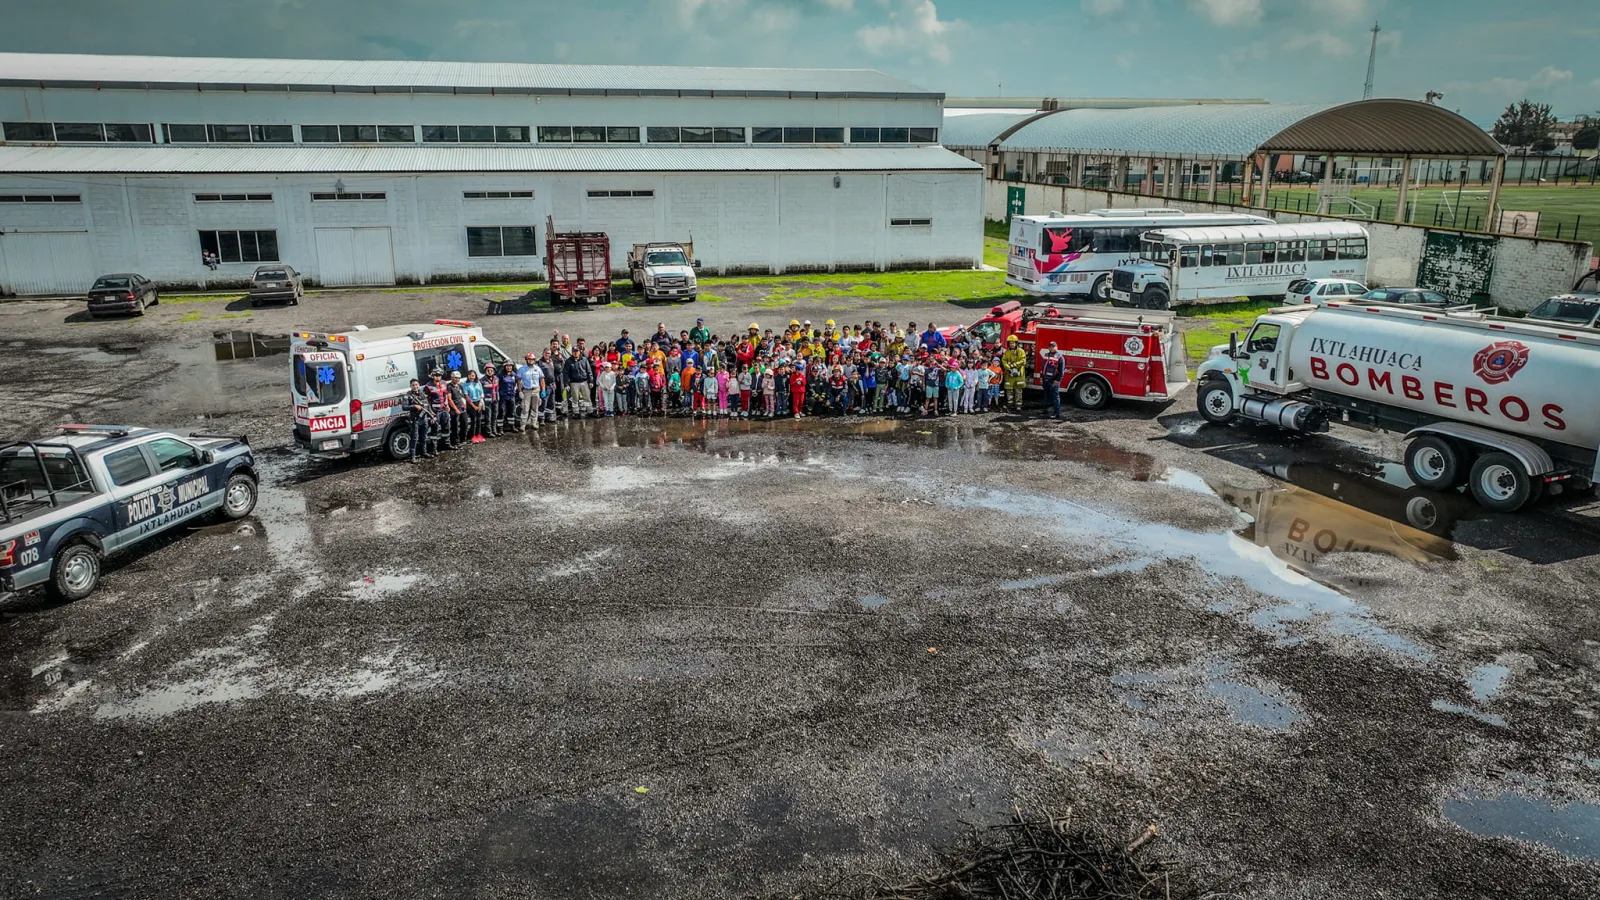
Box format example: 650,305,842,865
290,319,513,460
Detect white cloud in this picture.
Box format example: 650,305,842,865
1528,65,1573,89
1221,30,1350,70
1082,0,1125,18
1189,0,1261,26
856,0,954,64
1319,0,1371,23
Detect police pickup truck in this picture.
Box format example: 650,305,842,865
0,425,258,602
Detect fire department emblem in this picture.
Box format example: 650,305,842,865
1123,336,1143,356
1472,340,1529,385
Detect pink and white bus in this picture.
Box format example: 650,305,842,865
1007,208,1272,302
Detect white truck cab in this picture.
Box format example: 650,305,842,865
290,320,511,460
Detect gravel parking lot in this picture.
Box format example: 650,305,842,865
1,286,1597,900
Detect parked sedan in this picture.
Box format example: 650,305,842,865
248,265,303,307
1357,287,1457,309
1286,278,1367,305
86,273,159,317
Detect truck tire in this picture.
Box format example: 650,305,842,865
48,540,102,602
1197,380,1237,425
1467,452,1533,513
1091,275,1111,302
1142,287,1170,310
221,472,259,519
1404,436,1462,490
385,426,413,462
1069,375,1111,411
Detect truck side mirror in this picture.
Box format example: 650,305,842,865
692,259,702,269
1228,332,1239,359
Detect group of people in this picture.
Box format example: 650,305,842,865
397,315,1064,462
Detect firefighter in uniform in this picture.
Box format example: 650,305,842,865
425,370,453,453
1001,335,1029,410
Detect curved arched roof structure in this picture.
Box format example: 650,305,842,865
940,112,1038,148
950,99,1505,160
1256,99,1505,157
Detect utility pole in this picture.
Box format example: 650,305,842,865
1363,21,1380,100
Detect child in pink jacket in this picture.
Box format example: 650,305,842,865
715,368,731,417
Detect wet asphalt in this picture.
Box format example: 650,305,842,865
1,289,1598,900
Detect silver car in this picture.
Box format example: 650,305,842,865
248,265,303,306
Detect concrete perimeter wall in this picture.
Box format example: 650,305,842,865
986,180,1593,313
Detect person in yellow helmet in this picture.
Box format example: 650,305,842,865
1000,335,1029,410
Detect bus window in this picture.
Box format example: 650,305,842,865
1285,241,1304,262
1179,245,1199,268
1308,240,1325,261
1041,227,1089,255
1262,242,1277,264
1092,228,1135,254
1211,244,1229,267
1225,244,1244,266
1339,238,1368,259
1200,244,1213,267
1245,243,1264,265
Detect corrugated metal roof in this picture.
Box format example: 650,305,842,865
1256,99,1505,157
0,52,938,99
1000,104,1333,157
939,112,1038,148
0,144,981,174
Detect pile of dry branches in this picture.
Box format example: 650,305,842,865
810,811,1230,900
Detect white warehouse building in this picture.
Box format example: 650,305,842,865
0,53,982,295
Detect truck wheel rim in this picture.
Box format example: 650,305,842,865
1205,389,1232,416
64,554,95,591
1479,464,1518,501
226,480,254,513
1414,447,1447,481
1083,383,1103,404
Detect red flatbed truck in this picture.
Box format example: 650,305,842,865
545,218,611,306
945,301,1189,410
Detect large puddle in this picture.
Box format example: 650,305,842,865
1445,787,1600,862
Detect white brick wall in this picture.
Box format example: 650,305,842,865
986,180,1593,311
1,169,982,293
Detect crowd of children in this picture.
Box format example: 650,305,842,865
526,316,1034,422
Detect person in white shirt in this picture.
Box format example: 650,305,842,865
596,363,618,417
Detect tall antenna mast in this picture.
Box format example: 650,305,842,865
1363,21,1380,100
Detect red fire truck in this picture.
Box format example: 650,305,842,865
946,301,1189,409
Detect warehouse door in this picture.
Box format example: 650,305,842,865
0,231,95,295
314,227,396,287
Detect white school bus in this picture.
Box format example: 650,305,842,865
1006,208,1272,301
1109,221,1370,309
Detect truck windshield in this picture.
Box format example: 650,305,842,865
1528,297,1600,327
293,354,348,405
647,251,687,266
1140,240,1173,265
967,322,1002,345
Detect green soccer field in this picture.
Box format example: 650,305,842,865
1172,184,1600,250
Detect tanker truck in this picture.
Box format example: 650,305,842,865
1193,302,1599,513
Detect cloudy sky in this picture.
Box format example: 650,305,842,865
6,0,1595,124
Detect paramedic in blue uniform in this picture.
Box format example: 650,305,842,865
499,362,522,433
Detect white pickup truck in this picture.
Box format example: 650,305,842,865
628,241,699,302
0,425,258,601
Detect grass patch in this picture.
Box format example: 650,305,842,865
700,293,729,303
1252,184,1600,245
981,236,1009,270
1177,298,1279,320
213,312,254,319
702,267,1026,306
1176,300,1277,362
176,310,203,324
751,297,794,308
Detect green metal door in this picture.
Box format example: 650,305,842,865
1417,230,1496,303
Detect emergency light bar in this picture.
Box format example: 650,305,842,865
434,319,475,328
58,424,133,436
